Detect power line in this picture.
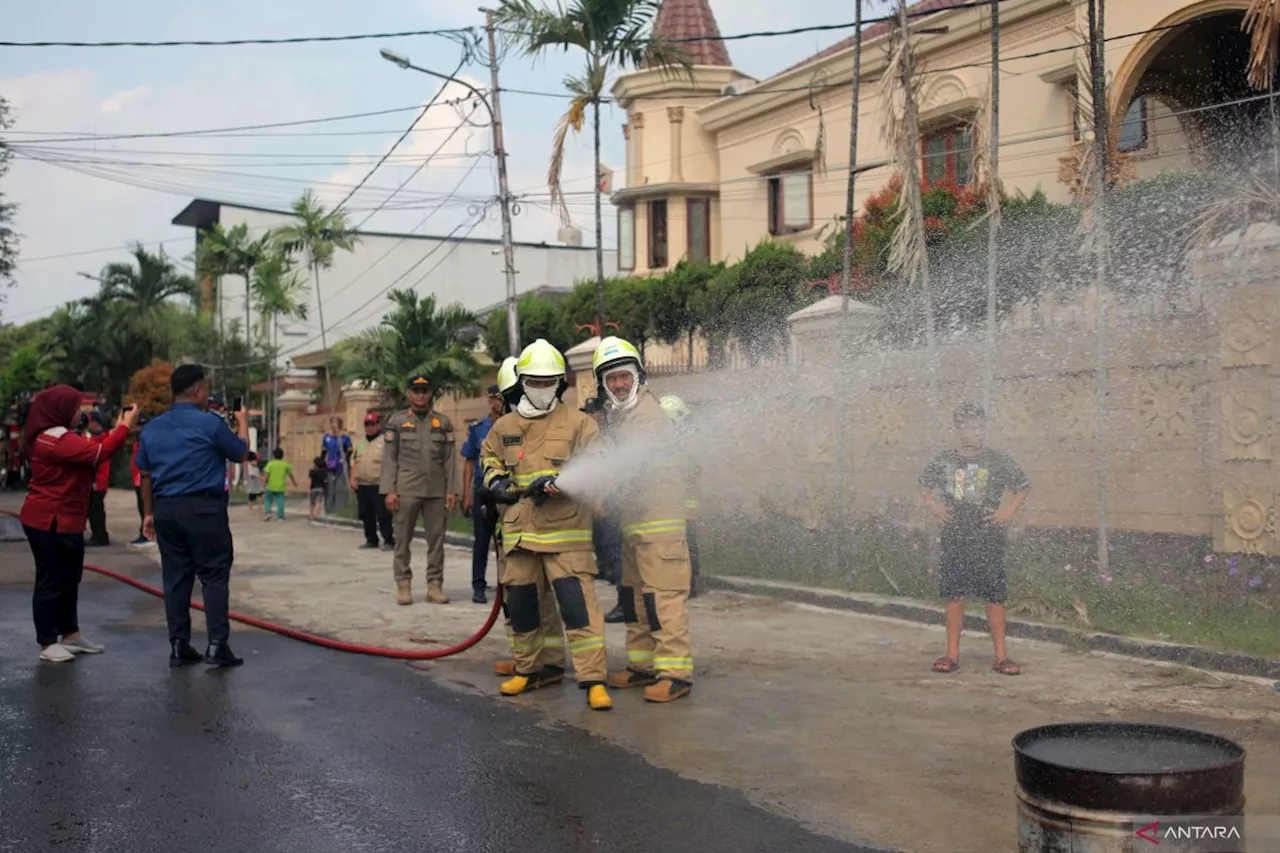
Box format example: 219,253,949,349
4,100,472,145
0,26,475,48
331,49,472,214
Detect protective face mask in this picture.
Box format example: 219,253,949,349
517,383,559,418
603,365,640,412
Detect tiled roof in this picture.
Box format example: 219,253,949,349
773,0,971,79
648,0,732,68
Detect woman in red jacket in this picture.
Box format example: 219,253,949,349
19,385,138,662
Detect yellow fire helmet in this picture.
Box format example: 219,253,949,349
496,356,519,394
515,338,566,379
591,335,644,381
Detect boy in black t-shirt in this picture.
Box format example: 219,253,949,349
307,455,328,521
918,402,1031,676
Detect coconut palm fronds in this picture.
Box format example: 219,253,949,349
1188,168,1280,250
547,75,595,227
1243,0,1280,91
878,31,926,284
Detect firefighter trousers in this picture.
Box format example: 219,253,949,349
621,538,694,681
503,548,606,684
498,547,566,670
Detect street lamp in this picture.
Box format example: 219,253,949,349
379,37,521,359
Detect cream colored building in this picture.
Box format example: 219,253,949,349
611,0,1259,275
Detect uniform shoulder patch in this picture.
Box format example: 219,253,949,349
502,434,523,447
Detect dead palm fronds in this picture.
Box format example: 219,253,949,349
809,70,830,178
1243,0,1280,91
1188,168,1280,250
548,74,597,227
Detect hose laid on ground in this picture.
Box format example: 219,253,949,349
0,508,503,660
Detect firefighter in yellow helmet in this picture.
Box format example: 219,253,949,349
594,337,695,703
659,394,702,598
490,356,568,680
480,339,612,711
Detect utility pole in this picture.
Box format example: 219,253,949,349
486,14,521,357
1087,0,1110,576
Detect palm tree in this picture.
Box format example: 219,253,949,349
339,288,483,407
251,250,309,446
100,244,199,367
275,189,360,410
491,0,691,333
196,223,273,395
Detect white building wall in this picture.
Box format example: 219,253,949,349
213,204,617,357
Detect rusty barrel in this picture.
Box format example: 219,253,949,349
1013,722,1245,853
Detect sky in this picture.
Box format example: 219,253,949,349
0,0,885,325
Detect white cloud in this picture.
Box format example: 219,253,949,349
100,85,151,114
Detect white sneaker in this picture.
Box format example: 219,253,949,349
62,637,105,654
39,644,76,662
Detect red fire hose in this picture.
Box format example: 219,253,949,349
0,508,504,660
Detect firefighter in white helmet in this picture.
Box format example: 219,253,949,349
489,356,568,680
659,394,702,598
593,336,695,703
480,339,612,711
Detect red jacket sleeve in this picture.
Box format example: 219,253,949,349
46,425,130,468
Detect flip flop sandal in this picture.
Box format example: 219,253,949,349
993,658,1022,676
932,656,959,673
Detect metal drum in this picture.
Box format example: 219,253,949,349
1013,722,1245,853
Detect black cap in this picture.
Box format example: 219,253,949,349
953,401,986,423
487,384,501,397
407,374,432,390
170,363,206,396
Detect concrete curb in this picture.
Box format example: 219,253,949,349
310,516,1280,681
698,575,1280,681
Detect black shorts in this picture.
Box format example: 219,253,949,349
938,526,1008,603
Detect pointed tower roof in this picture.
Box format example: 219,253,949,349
648,0,732,68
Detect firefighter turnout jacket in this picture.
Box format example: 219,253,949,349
605,390,688,542
480,404,598,554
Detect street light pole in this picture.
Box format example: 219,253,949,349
379,45,521,357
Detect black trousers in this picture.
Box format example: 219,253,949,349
25,524,84,646
356,484,394,546
593,513,624,591
88,491,108,545
470,483,496,592
134,486,145,539
154,494,234,645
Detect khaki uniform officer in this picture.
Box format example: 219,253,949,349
381,373,459,605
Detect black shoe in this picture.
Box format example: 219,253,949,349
604,604,626,624
472,589,488,604
359,542,379,549
204,642,244,667
170,639,204,667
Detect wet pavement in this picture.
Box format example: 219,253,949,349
4,491,1280,853
0,541,884,853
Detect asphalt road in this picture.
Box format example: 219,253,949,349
0,542,889,853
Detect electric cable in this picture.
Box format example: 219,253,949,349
0,27,476,48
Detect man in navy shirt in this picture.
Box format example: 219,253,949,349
137,364,249,668
460,385,504,604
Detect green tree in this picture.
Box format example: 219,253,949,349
196,222,273,392
484,293,573,361
275,189,360,405
99,244,199,366
0,97,20,310
338,289,482,407
649,259,721,368
492,0,690,333
703,241,815,366
251,250,309,444
562,276,652,353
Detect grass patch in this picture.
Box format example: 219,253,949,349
695,509,1280,659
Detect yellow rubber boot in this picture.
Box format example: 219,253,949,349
494,659,517,677
643,678,692,703
587,684,613,711
500,675,530,696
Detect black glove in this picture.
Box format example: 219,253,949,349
486,476,519,505
526,474,558,506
